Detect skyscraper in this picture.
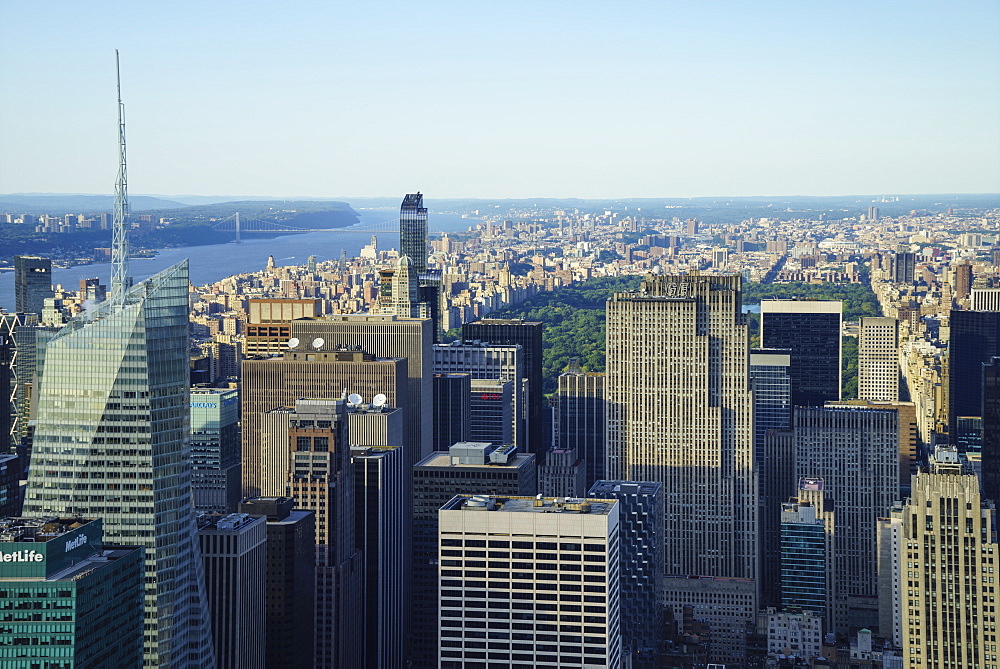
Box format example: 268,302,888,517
0,517,145,668
23,262,215,667
411,442,537,668
462,318,545,454
949,309,1000,446
878,447,997,666
750,349,793,609
794,405,898,633
284,398,361,668
588,480,663,667
982,357,1000,506
242,343,408,497
779,493,830,620
858,317,900,402
761,299,842,407
432,373,471,450
400,192,428,274
190,386,241,513
197,512,267,669
292,314,433,467
606,273,757,663
239,497,315,669
607,273,756,578
13,255,53,315
556,364,605,489
351,445,405,669
438,494,622,669
433,340,525,449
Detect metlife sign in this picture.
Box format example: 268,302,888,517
0,549,43,562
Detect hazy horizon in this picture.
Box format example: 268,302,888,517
2,1,998,198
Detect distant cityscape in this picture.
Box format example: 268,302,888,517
0,184,998,668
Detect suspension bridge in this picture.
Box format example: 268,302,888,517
208,213,398,242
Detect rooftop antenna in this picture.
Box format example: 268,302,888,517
111,49,130,307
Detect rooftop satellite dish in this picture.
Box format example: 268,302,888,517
372,393,387,408
287,337,299,348
348,393,363,406
312,337,325,349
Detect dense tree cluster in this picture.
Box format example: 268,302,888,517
475,276,878,397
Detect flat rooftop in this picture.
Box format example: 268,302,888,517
443,495,616,516
414,451,534,469
588,480,662,496
0,517,96,543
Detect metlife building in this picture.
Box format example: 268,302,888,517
0,517,144,668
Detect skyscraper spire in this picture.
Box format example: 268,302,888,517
111,49,130,306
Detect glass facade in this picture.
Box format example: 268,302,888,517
780,519,827,616
22,261,215,668
400,192,428,274
190,387,241,513
0,518,144,668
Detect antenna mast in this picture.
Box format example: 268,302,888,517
111,49,130,307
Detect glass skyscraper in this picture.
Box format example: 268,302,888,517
400,192,428,274
23,260,215,668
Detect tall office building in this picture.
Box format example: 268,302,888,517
779,492,830,621
400,192,429,274
245,298,322,356
352,445,405,669
462,319,546,454
433,373,471,450
878,447,997,667
381,254,427,318
13,255,53,315
949,310,1000,446
190,387,241,513
197,512,267,669
438,494,622,669
411,442,537,668
892,251,916,284
954,261,973,301
588,481,664,668
750,349,793,608
0,517,145,668
2,311,41,457
469,378,513,444
434,340,525,450
539,446,586,497
606,274,756,579
761,299,842,407
606,273,756,664
239,497,315,669
556,364,605,488
0,324,11,451
794,405,898,633
284,398,361,668
984,357,1000,506
242,343,407,497
858,317,900,402
293,314,433,466
23,261,215,667
0,453,19,517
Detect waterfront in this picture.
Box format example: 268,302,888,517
0,209,475,311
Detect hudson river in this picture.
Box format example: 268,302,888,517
0,209,476,311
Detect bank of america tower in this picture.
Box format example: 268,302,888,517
22,54,214,668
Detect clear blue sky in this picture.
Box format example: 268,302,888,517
2,1,998,199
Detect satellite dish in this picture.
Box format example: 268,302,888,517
287,338,300,348
372,393,387,408
312,337,325,349
348,393,363,406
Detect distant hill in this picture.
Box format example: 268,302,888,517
0,194,185,214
